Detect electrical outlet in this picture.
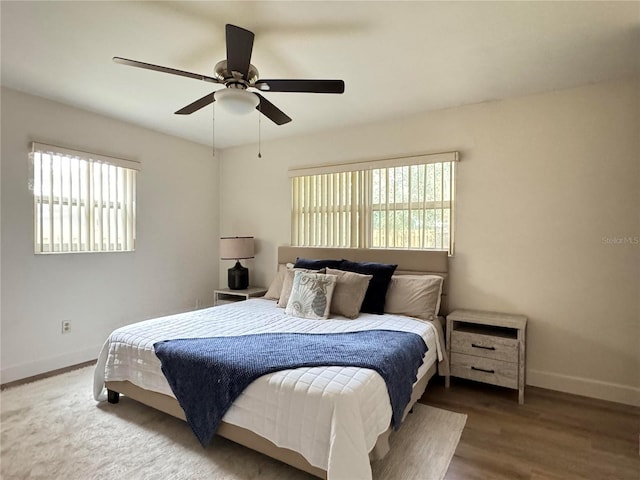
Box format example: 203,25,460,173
61,320,71,334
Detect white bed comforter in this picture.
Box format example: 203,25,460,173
94,299,441,480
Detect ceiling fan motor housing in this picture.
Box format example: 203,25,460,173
214,60,259,87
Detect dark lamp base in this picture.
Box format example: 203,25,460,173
228,261,249,290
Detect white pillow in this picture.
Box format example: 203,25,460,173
263,263,293,300
384,275,444,320
285,271,337,320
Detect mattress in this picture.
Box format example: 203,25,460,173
94,298,441,480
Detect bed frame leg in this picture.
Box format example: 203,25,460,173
107,389,120,404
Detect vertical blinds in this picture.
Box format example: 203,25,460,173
291,170,371,248
30,142,139,254
289,152,458,253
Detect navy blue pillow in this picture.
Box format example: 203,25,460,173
293,257,343,270
339,260,397,314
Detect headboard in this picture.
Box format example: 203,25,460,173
277,246,449,315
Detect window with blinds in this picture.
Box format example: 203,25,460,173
30,142,139,254
290,152,458,254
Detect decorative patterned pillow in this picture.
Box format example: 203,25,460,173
325,268,372,319
277,267,326,308
285,271,337,320
384,274,444,320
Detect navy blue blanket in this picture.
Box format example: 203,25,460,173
154,330,427,447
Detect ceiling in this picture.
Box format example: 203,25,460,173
1,1,638,149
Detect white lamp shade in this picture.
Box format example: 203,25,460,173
215,89,259,115
220,236,254,260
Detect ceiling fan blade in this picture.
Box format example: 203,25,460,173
226,24,254,80
175,92,216,115
113,57,220,84
254,93,292,125
255,79,345,94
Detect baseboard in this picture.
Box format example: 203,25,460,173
528,369,640,407
0,345,101,385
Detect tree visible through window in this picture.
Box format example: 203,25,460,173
290,152,457,254
371,162,452,250
30,142,139,254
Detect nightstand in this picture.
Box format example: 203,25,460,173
214,287,267,306
446,309,527,404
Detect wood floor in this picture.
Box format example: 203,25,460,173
4,363,638,479
419,377,640,480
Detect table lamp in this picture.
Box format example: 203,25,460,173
220,236,254,290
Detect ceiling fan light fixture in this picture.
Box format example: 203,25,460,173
215,88,259,115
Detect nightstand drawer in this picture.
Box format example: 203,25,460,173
450,352,518,389
451,330,518,362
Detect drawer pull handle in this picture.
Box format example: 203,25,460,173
471,366,495,374
471,343,496,350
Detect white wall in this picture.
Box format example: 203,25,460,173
0,88,220,383
219,78,640,406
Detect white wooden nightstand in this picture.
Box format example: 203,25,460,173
214,287,267,306
446,309,528,404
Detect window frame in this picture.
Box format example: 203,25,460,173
289,151,458,255
30,142,139,254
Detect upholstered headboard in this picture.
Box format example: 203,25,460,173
277,246,449,315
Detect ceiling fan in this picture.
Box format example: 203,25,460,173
114,24,345,125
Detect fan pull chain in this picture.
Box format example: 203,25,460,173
258,101,262,158
211,102,216,157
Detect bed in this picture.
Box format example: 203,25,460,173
93,246,449,480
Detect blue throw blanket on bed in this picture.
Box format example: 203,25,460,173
154,330,427,447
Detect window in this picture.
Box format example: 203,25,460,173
30,142,139,254
290,152,458,254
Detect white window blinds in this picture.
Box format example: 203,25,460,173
30,142,139,254
290,152,458,254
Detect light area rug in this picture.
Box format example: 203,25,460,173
1,366,466,480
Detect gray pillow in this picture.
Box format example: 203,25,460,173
339,260,397,314
384,275,444,320
325,268,372,319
